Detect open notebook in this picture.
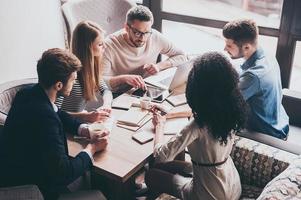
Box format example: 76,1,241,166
116,107,152,131
166,93,187,107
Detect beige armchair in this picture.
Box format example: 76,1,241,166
0,78,38,126
61,0,136,43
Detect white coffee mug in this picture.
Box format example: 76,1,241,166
140,96,151,110
88,122,105,138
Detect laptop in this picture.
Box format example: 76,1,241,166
131,67,177,102
131,58,194,102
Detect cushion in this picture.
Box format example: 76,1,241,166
231,137,298,188
257,156,301,200
239,184,263,200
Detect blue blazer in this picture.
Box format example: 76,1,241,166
0,84,92,199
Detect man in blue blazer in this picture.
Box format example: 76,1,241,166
0,48,108,199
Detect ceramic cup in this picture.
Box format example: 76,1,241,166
140,96,151,110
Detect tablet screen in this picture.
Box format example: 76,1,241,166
132,87,165,98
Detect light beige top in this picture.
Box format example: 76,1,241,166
103,29,187,90
154,120,242,200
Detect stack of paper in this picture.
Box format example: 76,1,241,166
117,107,152,131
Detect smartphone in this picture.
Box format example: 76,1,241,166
132,131,154,144
132,88,147,97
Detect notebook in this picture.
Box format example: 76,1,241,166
117,114,152,131
166,93,187,107
112,94,139,110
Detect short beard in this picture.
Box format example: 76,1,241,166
231,46,244,59
129,34,144,47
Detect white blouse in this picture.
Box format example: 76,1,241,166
154,120,242,200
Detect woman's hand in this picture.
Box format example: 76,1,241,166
151,107,166,133
97,106,112,114
85,110,110,123
152,112,166,126
151,109,166,146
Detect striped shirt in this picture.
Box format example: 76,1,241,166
55,78,109,112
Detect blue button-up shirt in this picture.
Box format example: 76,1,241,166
239,47,289,139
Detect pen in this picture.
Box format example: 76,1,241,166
73,136,89,140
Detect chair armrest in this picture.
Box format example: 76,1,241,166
282,88,301,126
0,185,44,200
237,130,301,155
0,112,6,126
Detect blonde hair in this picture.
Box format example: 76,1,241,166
71,21,104,101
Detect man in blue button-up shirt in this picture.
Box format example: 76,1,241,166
222,19,289,140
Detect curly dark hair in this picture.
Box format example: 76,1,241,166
186,52,247,145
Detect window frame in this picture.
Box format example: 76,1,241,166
143,0,300,89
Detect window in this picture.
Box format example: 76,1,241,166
162,20,224,55
290,41,301,92
162,0,283,28
162,20,278,63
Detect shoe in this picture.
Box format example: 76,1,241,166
135,183,148,196
282,133,289,141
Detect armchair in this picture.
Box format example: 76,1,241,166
61,0,136,43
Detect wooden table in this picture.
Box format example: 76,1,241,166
67,109,157,199
68,109,155,182
67,86,188,199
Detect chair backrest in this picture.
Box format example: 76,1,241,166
61,0,136,43
0,78,38,125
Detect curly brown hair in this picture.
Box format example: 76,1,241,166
186,52,247,145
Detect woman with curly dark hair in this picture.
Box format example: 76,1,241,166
145,52,247,200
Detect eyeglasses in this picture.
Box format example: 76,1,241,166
127,24,152,38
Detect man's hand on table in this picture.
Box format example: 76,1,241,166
121,74,146,89
143,63,160,75
84,110,111,123
85,130,109,155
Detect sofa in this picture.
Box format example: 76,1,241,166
155,135,301,200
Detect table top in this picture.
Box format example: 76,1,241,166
67,85,188,183
68,109,157,183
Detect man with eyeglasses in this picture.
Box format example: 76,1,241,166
103,5,187,93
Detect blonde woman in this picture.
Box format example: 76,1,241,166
57,21,112,123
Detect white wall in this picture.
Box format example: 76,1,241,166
0,0,66,84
